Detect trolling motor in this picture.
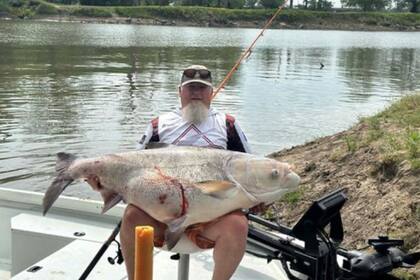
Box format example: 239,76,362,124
339,236,420,279
246,188,420,280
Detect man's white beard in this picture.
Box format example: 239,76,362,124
182,101,209,124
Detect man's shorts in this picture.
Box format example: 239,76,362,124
154,210,244,250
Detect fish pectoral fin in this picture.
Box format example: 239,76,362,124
195,180,238,199
100,191,123,214
165,216,188,250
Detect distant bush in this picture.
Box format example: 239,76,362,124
79,0,139,6
36,1,57,13
0,0,11,12
3,1,420,28
332,11,420,26
47,0,78,4
259,0,282,9
112,6,420,26
69,6,113,16
115,6,277,22
8,0,24,7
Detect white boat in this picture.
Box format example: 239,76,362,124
0,186,289,280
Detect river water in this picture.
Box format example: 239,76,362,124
0,20,419,198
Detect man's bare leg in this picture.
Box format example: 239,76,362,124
121,207,247,280
120,205,166,280
200,211,248,280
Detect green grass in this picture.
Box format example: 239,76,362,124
2,1,420,28
333,11,420,26
110,8,420,27
365,116,384,142
410,158,420,169
35,1,58,14
341,94,420,172
1,0,58,17
66,6,113,17
280,187,305,205
113,6,275,22
344,135,357,153
378,94,420,125
392,270,417,280
406,129,420,159
361,94,420,170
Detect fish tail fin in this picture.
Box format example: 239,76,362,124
42,152,77,215
56,152,77,173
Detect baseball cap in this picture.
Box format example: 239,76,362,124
180,65,212,87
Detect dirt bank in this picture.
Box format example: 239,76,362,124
266,94,420,278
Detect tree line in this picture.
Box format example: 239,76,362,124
48,0,419,13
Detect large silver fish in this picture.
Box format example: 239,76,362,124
43,146,300,250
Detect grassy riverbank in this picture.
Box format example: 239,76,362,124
268,93,420,278
1,0,420,31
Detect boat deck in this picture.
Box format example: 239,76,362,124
4,213,288,280
0,187,288,280
0,264,10,280
11,238,284,280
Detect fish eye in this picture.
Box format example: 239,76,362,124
271,169,279,178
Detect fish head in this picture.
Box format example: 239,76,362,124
228,157,300,203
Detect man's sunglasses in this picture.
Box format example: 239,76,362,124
183,69,212,80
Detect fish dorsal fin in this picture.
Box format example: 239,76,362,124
145,143,173,149
195,180,238,199
100,190,123,214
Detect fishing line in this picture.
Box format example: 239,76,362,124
212,0,289,99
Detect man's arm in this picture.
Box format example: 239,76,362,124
226,114,252,153
137,117,159,150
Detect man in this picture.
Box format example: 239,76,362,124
122,65,251,280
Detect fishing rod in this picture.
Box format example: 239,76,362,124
212,0,289,99
79,221,123,280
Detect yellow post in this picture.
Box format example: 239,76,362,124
134,226,154,280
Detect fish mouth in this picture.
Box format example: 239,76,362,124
248,172,301,203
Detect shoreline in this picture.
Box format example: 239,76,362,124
3,15,419,32
0,9,420,32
